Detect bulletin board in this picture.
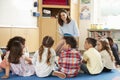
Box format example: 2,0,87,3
0,0,37,28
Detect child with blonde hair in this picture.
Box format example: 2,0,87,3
32,36,65,78
97,39,115,72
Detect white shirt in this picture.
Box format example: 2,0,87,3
59,20,79,37
32,48,56,77
0,49,3,63
100,50,115,69
83,48,103,74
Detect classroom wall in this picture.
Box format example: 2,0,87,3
0,27,39,52
79,0,92,50
0,0,90,52
0,0,37,28
79,21,91,50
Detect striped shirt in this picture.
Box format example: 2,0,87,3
58,49,81,77
10,55,35,76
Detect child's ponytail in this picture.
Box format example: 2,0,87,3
40,36,54,65
39,45,44,62
46,48,51,66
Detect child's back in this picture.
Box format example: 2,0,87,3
32,36,57,77
10,55,34,76
32,48,56,77
83,48,103,74
58,36,81,77
59,49,81,77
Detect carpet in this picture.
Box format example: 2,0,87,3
0,70,119,80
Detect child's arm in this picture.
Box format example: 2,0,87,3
32,51,38,65
82,52,88,64
1,62,10,79
24,57,32,64
82,59,87,63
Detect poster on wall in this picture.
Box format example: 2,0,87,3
81,0,90,4
80,6,90,20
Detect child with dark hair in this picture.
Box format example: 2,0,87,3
0,36,30,78
56,36,81,78
107,37,120,67
1,36,29,60
7,36,29,57
81,37,103,75
6,36,25,51
55,33,73,55
32,36,65,78
2,41,34,78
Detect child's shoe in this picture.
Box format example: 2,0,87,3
52,71,66,79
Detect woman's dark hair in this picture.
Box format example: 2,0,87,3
6,36,25,51
39,36,54,65
86,37,97,47
58,9,71,26
8,41,23,64
63,36,77,48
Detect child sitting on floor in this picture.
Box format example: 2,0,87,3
1,41,34,78
0,36,30,78
32,36,66,79
97,39,115,72
56,36,82,78
81,37,103,75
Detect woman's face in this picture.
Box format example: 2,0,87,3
97,41,102,51
60,12,67,22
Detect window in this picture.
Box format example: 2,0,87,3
93,0,120,29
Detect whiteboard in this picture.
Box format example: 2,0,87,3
0,0,37,28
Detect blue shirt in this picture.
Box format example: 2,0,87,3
58,20,79,37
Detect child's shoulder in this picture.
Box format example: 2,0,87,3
50,48,56,55
71,49,80,54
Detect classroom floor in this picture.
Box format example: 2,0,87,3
0,69,120,80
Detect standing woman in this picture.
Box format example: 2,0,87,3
55,9,80,54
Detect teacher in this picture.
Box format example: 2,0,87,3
55,9,80,54
58,9,79,37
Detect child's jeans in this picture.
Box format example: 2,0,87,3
80,63,90,74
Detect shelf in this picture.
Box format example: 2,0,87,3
88,29,120,32
88,29,111,32
42,5,70,9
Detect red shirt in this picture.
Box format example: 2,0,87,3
58,49,81,77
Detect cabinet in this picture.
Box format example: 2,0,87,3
38,0,79,47
0,28,39,52
11,28,39,52
41,0,70,18
40,18,58,47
